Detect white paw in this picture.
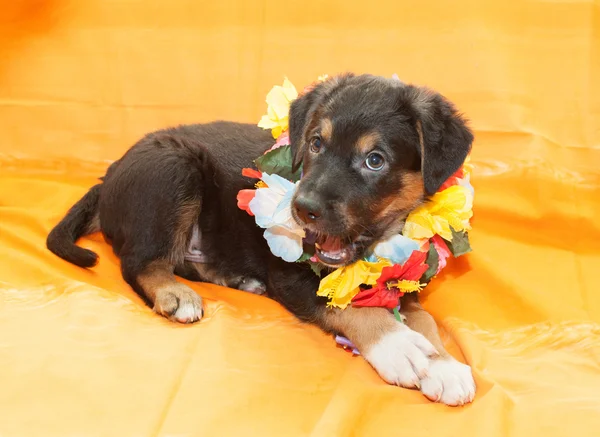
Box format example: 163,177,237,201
420,358,475,406
238,277,267,295
154,284,203,324
173,297,203,323
363,325,439,388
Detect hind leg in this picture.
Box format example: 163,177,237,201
116,199,204,324
99,133,209,323
133,259,203,323
112,198,204,324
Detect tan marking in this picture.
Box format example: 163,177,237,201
136,260,175,303
415,120,425,168
137,259,203,322
320,118,333,142
319,306,399,352
401,171,425,208
375,171,425,220
169,199,201,265
400,294,450,359
355,131,380,154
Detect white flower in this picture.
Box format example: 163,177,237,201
366,234,420,265
248,173,305,262
458,173,475,198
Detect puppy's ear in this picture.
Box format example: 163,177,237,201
288,89,319,172
407,86,474,195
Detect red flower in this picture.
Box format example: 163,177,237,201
242,168,262,179
351,285,400,309
438,166,465,191
352,250,429,309
237,189,256,216
378,250,429,285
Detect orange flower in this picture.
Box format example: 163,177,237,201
242,168,262,179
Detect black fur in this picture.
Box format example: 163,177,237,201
47,183,101,268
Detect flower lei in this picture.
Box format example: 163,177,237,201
237,75,474,353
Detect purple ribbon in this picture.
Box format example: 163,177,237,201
335,335,360,355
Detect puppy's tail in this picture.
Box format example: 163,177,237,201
46,184,102,268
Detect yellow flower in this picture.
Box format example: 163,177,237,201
403,185,473,241
258,77,298,139
317,259,391,309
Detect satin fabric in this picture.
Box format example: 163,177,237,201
1,0,599,435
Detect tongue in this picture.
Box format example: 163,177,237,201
320,235,343,253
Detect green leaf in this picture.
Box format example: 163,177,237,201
308,261,325,277
254,145,302,182
296,252,312,263
445,227,472,257
420,242,439,283
393,307,404,323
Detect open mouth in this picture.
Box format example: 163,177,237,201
313,234,358,266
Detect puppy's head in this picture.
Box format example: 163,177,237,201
289,74,473,267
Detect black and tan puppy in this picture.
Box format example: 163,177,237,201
47,74,476,405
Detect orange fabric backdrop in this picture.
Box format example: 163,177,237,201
1,1,599,436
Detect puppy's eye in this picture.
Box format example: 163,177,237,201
365,153,385,171
309,137,322,153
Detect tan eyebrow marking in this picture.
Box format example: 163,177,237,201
355,131,381,154
320,118,333,142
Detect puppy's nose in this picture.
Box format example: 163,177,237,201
294,195,322,223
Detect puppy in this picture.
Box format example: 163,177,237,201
47,74,475,405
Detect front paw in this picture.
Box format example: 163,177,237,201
363,325,439,388
420,358,476,406
237,277,267,295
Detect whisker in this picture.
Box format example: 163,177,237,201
354,223,376,238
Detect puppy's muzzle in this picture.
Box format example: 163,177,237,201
292,193,360,267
